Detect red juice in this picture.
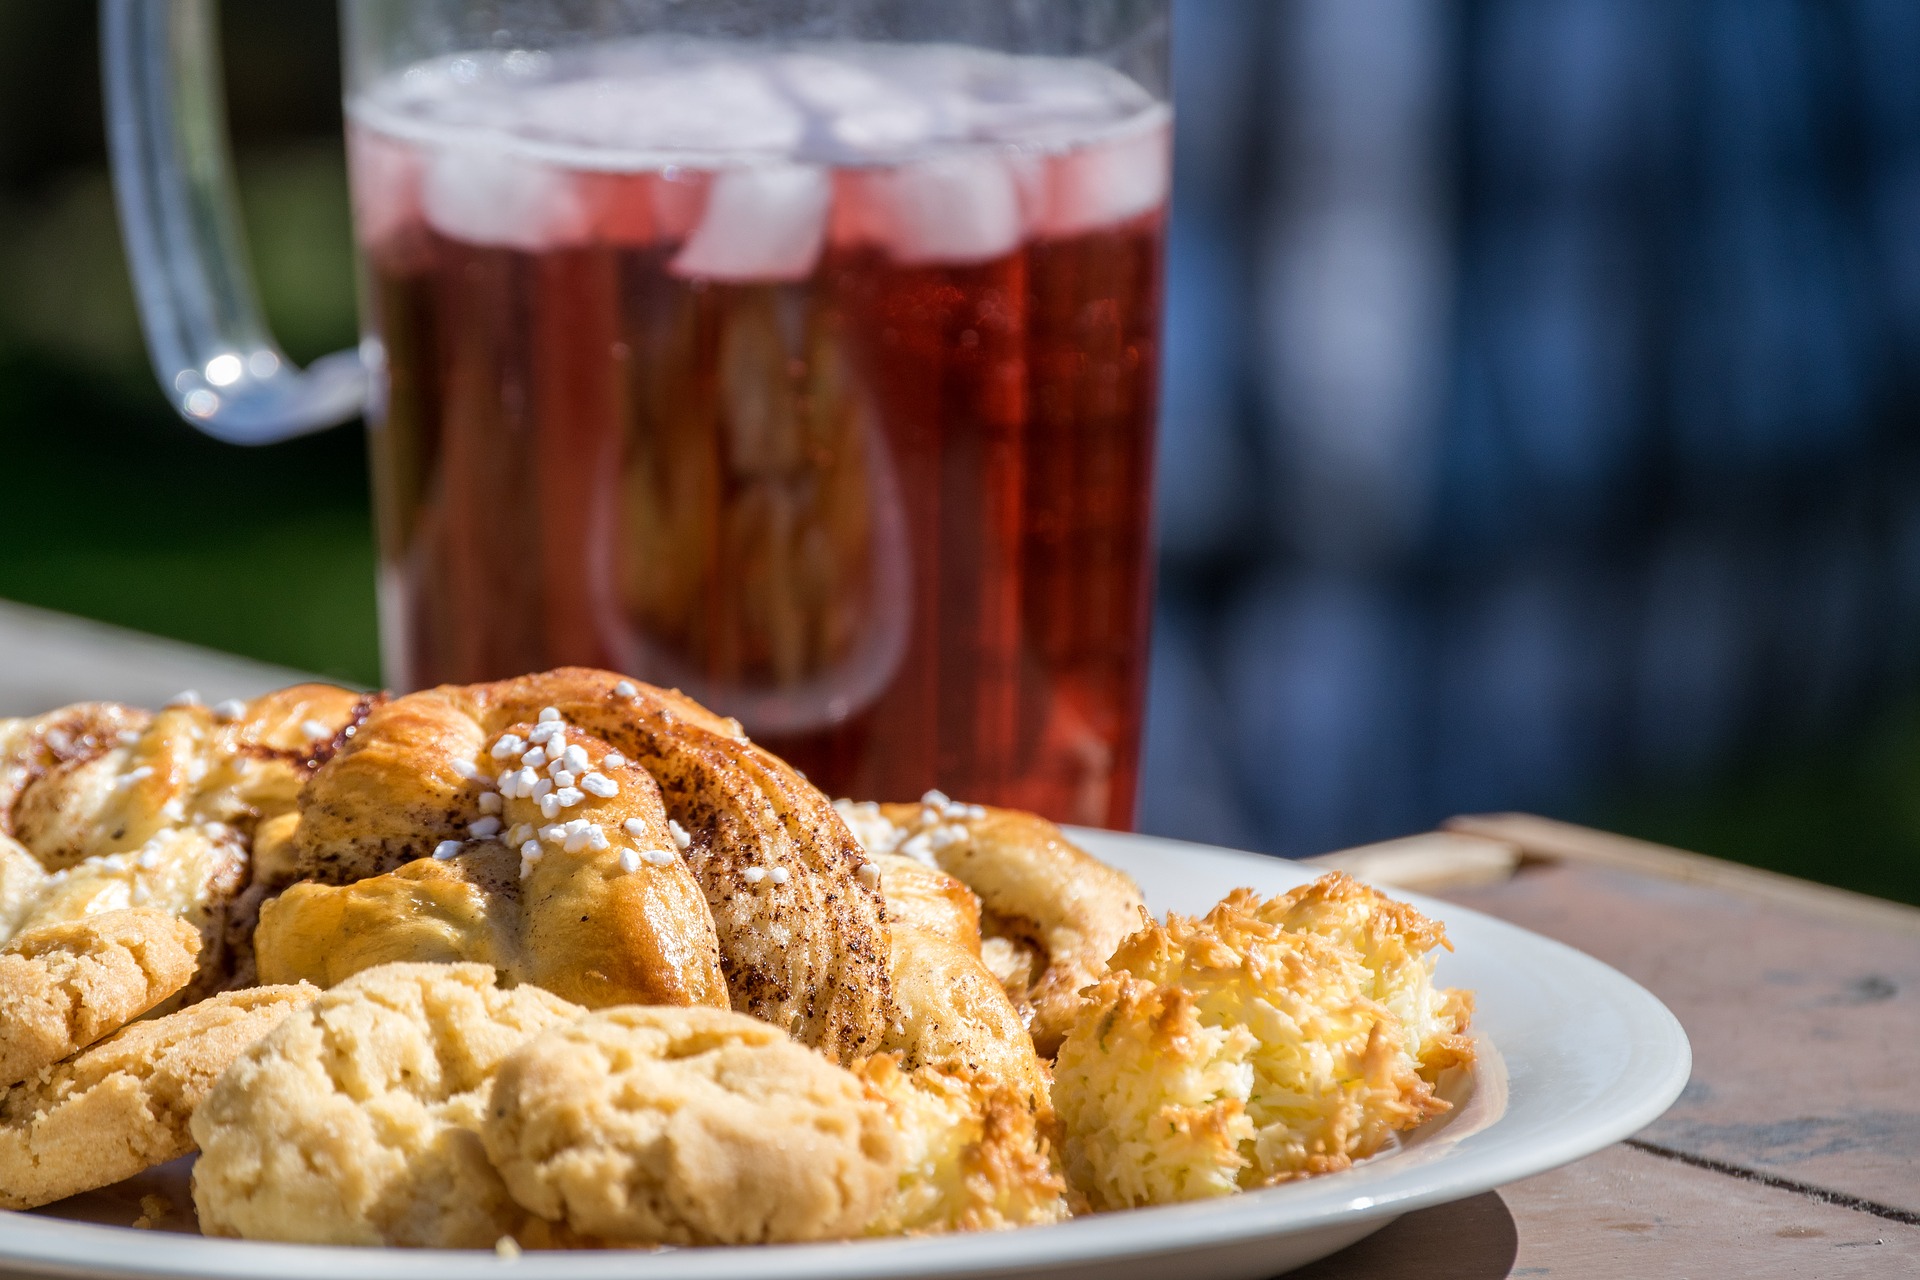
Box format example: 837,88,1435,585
349,40,1167,827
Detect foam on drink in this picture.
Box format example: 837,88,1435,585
350,39,1169,272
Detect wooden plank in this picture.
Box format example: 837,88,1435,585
0,600,329,717
1303,831,1522,892
1447,811,1920,937
1294,1142,1920,1278
1441,861,1920,1216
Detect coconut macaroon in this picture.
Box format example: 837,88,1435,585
1051,877,1471,1209
854,1055,1068,1235
1267,873,1475,1083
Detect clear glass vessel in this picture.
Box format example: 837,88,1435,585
105,0,1169,827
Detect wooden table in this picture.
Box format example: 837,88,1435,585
1300,818,1920,1277
4,601,1917,1276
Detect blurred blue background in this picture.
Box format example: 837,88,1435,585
1140,0,1920,902
1,1,1917,900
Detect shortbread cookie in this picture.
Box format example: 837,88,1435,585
0,909,201,1088
190,962,583,1248
0,983,315,1210
483,1005,899,1245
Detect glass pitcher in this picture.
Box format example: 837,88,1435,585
104,0,1170,828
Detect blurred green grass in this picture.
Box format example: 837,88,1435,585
0,348,379,687
1599,708,1920,906
0,144,380,688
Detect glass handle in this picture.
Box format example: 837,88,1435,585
102,0,364,444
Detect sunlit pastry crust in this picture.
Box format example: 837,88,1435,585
278,669,892,1053
881,924,1050,1110
5,688,367,872
0,669,1483,1244
259,699,726,1012
0,688,368,1000
0,704,150,861
0,835,47,939
18,827,247,1005
841,797,1146,1056
861,852,1066,1233
866,852,981,951
255,844,526,988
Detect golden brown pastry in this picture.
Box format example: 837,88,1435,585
18,826,247,1004
0,835,46,938
0,687,370,1000
866,852,981,951
860,851,1066,1233
0,665,1487,1242
881,925,1050,1110
0,703,149,855
254,845,525,986
256,699,727,1012
0,909,201,1087
854,843,1049,1104
483,1005,900,1245
0,983,316,1210
840,796,1145,1056
190,963,581,1248
283,670,893,1061
4,688,367,873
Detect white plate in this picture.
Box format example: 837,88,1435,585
3,828,1690,1280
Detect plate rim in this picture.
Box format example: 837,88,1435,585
1,828,1692,1280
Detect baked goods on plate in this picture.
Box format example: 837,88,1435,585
0,668,1475,1248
